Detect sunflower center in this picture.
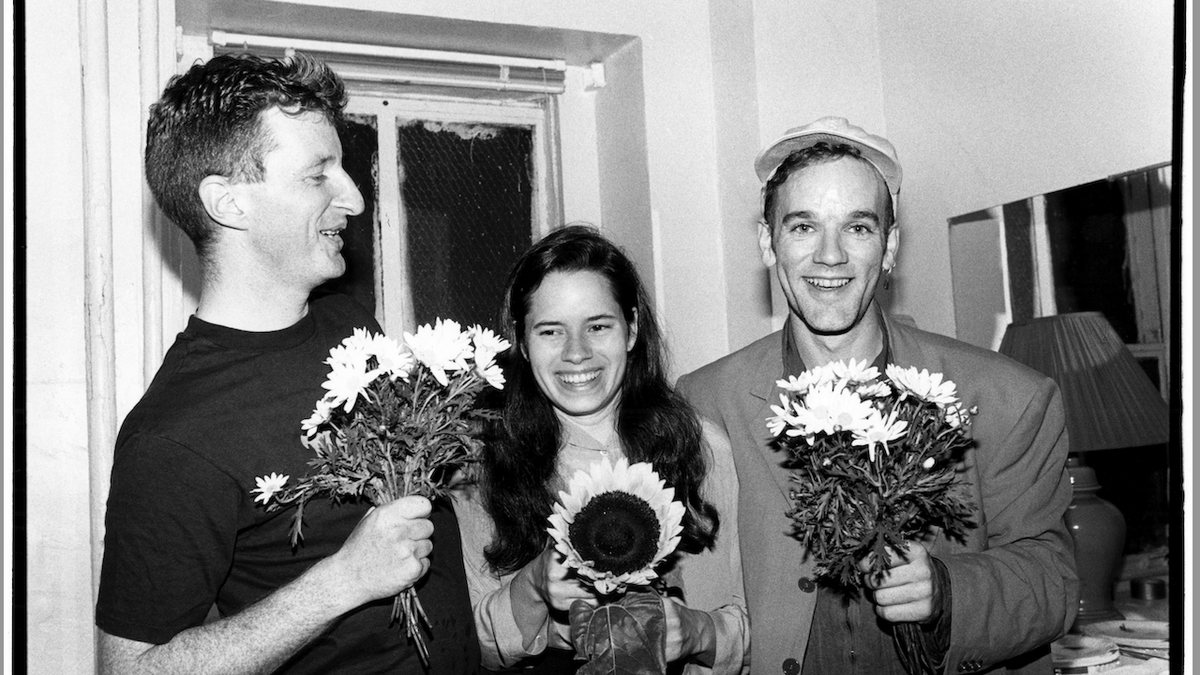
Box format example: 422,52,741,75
568,490,661,576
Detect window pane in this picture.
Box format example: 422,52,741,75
317,114,379,314
397,121,533,331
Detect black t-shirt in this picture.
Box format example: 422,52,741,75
96,294,480,674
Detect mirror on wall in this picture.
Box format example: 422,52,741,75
948,162,1171,393
947,162,1174,557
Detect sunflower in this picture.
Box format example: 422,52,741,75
547,458,685,595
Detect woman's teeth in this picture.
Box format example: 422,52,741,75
560,371,599,384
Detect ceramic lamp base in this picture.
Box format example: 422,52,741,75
1066,455,1127,625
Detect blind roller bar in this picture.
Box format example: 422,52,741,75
210,31,567,72
335,66,565,94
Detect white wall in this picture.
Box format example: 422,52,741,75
753,0,888,140
26,0,156,668
25,0,95,667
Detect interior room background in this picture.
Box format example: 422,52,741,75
23,0,1179,671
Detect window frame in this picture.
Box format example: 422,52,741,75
343,92,560,336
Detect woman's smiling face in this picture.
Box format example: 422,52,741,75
523,270,637,421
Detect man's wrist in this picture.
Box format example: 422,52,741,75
302,555,369,619
921,555,952,627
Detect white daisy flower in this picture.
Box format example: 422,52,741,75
301,398,335,438
777,373,815,394
886,365,960,407
322,358,378,412
796,383,875,437
830,358,881,386
366,332,414,380
469,325,512,356
473,346,506,389
326,340,371,374
777,363,839,394
850,408,909,461
767,394,805,437
944,403,978,429
251,472,289,504
853,380,893,400
547,458,685,595
404,319,473,386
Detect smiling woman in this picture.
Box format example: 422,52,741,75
456,225,750,674
523,269,638,420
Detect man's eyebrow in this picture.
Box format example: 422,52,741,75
848,209,881,223
777,209,881,225
779,210,815,221
301,154,338,172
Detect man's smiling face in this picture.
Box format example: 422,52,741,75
760,156,898,337
231,107,366,292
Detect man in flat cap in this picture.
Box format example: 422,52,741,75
678,117,1078,674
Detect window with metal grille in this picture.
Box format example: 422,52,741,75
320,95,559,336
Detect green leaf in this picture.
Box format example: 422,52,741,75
569,591,668,675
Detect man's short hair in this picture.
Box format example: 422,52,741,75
144,52,348,260
760,142,896,230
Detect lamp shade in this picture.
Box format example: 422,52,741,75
999,312,1169,451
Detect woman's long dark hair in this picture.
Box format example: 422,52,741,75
483,225,720,575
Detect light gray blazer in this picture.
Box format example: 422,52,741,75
677,312,1078,675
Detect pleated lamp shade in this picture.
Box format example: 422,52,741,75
999,312,1169,451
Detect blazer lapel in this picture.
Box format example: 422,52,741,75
744,335,797,502
882,312,930,369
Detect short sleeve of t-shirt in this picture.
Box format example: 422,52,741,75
96,432,241,643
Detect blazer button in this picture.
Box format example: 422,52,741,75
782,658,800,675
797,576,816,593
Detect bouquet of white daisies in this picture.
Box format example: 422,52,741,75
767,359,977,592
252,319,509,663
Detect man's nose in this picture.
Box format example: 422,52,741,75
813,230,847,265
335,168,366,216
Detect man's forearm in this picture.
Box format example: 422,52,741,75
99,556,361,675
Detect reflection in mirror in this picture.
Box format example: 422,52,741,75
949,162,1171,391
948,162,1173,558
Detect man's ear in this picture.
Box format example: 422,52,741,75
197,175,248,231
758,220,777,268
883,225,900,271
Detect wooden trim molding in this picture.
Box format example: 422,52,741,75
80,0,117,603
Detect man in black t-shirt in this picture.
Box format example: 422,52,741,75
95,53,480,674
